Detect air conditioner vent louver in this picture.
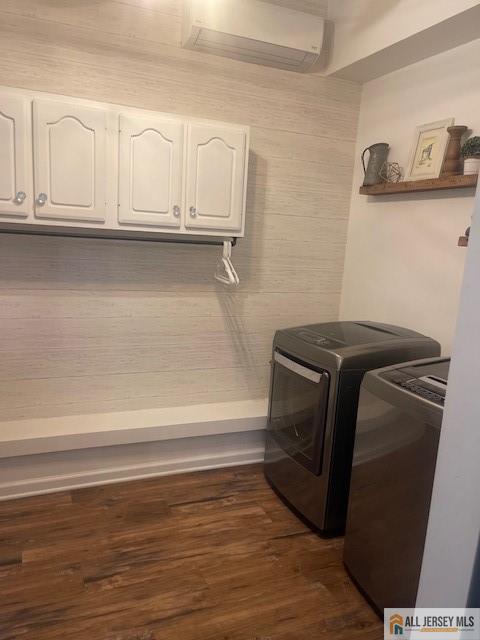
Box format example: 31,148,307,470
182,0,324,73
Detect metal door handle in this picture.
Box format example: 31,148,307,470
14,191,26,204
36,193,47,206
189,206,197,218
173,205,180,218
273,351,322,383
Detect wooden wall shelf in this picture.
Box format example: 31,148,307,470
359,174,478,196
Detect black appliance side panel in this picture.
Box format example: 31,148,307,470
324,370,365,533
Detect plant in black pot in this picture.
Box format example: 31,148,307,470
461,136,480,175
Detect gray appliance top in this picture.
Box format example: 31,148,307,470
274,321,440,371
379,358,450,407
286,321,423,348
361,357,450,429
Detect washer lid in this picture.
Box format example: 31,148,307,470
287,321,424,349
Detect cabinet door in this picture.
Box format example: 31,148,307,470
33,99,108,222
0,94,33,217
118,114,183,228
185,124,246,232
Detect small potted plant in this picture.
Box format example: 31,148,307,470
460,136,480,175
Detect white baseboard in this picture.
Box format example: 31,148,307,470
0,429,266,501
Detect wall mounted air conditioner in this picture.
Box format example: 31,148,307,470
182,0,325,73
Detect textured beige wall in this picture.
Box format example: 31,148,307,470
0,0,360,420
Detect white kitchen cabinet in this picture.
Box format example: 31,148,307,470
0,87,249,239
33,99,109,223
0,94,33,218
118,114,184,228
185,123,247,233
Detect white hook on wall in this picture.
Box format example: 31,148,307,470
215,239,239,286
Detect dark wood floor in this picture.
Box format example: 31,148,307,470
0,464,383,640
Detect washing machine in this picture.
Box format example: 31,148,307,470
344,357,449,611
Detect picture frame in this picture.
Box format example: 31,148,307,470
404,118,454,181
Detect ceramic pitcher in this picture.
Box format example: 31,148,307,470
361,143,389,186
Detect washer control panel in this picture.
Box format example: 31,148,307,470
382,371,446,406
292,329,340,349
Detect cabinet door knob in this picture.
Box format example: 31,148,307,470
14,191,26,204
189,206,197,218
36,193,47,206
173,205,180,218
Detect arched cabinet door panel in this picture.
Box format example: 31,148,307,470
0,94,33,218
185,124,247,233
118,114,183,228
33,99,108,222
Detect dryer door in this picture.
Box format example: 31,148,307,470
268,351,330,475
